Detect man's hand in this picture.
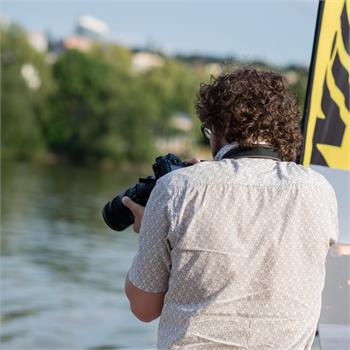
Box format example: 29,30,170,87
122,197,145,233
185,158,200,165
121,158,199,234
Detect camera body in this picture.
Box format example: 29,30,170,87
102,153,190,231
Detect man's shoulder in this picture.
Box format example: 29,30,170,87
157,159,337,197
157,160,219,190
296,164,336,192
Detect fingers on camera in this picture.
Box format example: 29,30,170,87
186,158,200,165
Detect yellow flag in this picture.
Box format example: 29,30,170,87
300,0,350,171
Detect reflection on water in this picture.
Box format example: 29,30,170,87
1,161,158,349
1,161,349,349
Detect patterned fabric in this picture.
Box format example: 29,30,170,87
127,144,339,350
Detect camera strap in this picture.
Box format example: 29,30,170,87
221,146,282,161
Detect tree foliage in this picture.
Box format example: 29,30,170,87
1,23,308,166
1,24,54,159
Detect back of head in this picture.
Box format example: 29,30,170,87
195,67,303,162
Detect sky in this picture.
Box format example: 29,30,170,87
2,0,319,67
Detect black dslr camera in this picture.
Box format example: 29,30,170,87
102,153,190,231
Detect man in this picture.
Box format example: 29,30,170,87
122,67,339,349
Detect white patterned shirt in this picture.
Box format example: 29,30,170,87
127,144,339,350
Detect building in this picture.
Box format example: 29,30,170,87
27,32,48,52
76,15,109,40
131,52,164,73
62,35,92,52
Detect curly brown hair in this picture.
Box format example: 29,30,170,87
195,67,303,161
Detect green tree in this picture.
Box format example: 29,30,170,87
48,49,159,164
141,60,206,136
90,42,132,73
1,24,53,159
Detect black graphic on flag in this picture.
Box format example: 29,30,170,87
301,0,350,171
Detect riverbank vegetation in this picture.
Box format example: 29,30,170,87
1,23,308,168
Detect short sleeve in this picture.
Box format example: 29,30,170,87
127,178,173,293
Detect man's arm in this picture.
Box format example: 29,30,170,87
124,272,166,322
122,188,171,323
122,158,200,322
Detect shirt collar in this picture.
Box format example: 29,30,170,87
213,141,272,161
214,142,240,161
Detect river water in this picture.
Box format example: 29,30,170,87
1,160,349,350
1,161,159,349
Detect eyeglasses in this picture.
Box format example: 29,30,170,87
201,124,212,140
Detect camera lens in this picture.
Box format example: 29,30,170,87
102,195,135,231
